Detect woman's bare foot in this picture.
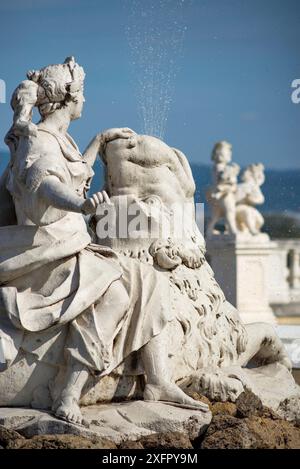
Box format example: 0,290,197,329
54,395,88,426
143,382,209,412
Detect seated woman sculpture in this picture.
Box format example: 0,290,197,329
0,57,208,425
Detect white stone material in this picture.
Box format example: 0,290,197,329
276,325,300,369
206,141,267,237
0,57,298,430
273,239,300,304
206,233,277,324
0,402,211,444
267,246,290,305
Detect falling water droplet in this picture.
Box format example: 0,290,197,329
125,0,189,140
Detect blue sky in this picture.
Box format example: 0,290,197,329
0,0,299,168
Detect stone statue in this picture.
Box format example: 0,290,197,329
0,59,298,429
95,133,297,406
206,160,240,236
0,57,209,426
235,163,265,235
206,142,266,238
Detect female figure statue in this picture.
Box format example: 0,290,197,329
0,57,208,425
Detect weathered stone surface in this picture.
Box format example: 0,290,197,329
245,416,300,449
0,401,211,445
185,391,212,410
118,440,144,449
138,432,193,449
219,363,300,411
260,406,282,420
277,397,300,426
0,424,24,448
201,415,257,449
200,413,300,449
211,401,237,417
7,434,117,450
2,399,300,449
236,390,263,418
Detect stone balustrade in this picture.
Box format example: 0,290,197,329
272,239,300,307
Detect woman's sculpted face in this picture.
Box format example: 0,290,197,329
69,88,85,121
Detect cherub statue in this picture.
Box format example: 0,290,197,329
235,163,266,235
211,140,233,174
207,142,266,238
206,158,240,236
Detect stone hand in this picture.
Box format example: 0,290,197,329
81,190,110,215
98,127,136,152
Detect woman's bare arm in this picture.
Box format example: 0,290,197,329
83,128,136,167
82,134,103,167
38,175,108,215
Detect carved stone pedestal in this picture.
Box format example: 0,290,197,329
206,233,277,324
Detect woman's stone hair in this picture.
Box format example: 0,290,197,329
6,56,85,141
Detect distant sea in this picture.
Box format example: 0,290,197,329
1,149,299,215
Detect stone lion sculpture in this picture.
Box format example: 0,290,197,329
0,59,298,428
94,133,298,407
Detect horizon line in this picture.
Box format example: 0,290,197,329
0,148,299,172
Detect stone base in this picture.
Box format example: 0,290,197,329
1,391,300,449
206,233,277,324
240,311,278,325
0,401,211,445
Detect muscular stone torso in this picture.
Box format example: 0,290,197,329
104,135,195,206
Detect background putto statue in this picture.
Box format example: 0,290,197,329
206,141,266,237
0,58,298,429
235,163,266,235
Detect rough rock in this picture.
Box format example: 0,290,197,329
6,434,116,450
185,392,212,410
245,416,300,449
0,424,25,448
236,390,263,418
233,364,300,410
277,397,300,426
201,415,257,449
211,401,237,417
0,401,211,445
260,406,282,420
200,413,300,449
137,432,193,449
118,440,144,449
